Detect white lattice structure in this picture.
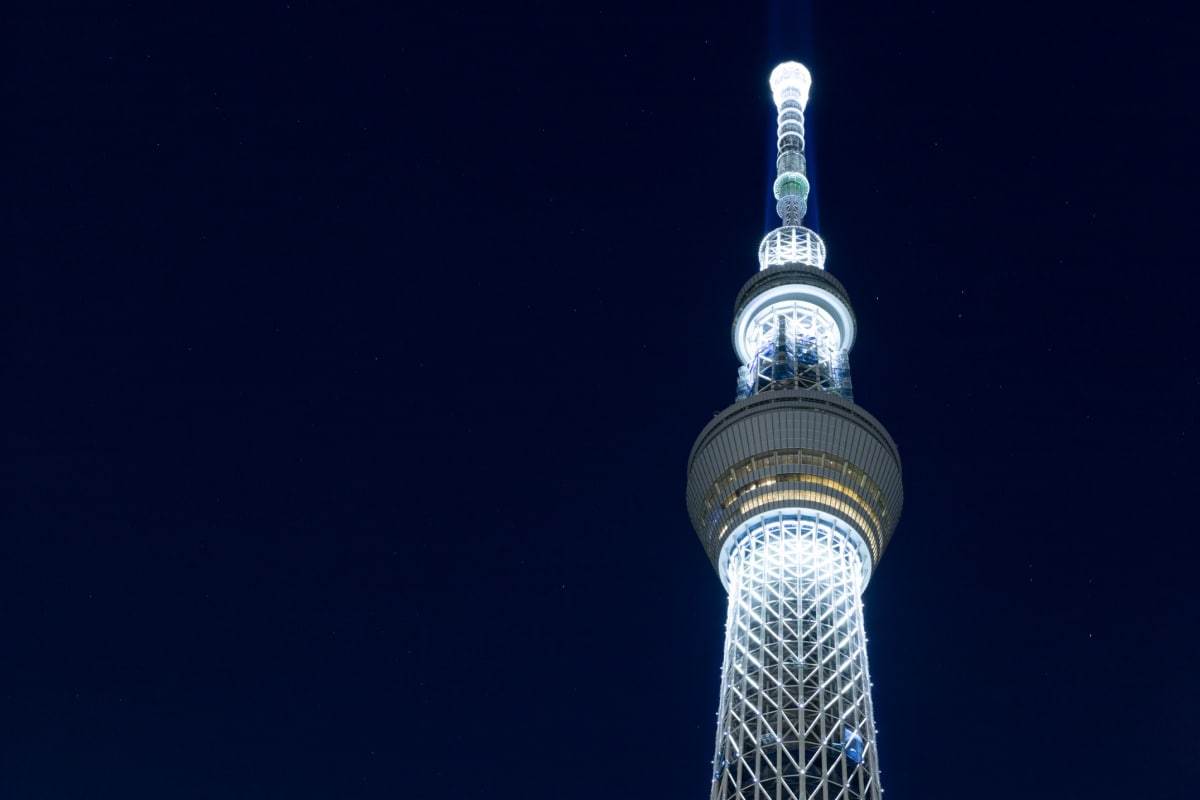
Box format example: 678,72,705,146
712,512,880,800
758,227,827,271
686,62,904,800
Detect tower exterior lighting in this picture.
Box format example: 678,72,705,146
686,62,904,800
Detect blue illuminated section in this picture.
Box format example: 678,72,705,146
841,728,865,765
733,294,854,400
737,326,853,400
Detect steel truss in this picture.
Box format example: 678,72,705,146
737,305,852,400
712,511,881,800
758,227,826,271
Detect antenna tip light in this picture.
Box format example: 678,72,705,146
770,62,812,108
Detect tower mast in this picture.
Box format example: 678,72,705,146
686,63,904,800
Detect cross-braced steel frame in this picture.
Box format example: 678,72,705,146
758,226,826,270
712,510,881,800
736,304,853,400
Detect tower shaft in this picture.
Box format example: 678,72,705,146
712,513,880,800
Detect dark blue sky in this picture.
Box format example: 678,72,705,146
5,2,1197,798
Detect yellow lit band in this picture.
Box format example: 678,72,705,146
715,489,880,565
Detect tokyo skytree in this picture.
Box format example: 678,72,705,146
685,63,904,800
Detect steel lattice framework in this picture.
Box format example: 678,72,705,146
736,302,853,400
686,62,904,800
712,511,880,800
758,227,826,271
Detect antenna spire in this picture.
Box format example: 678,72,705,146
769,61,812,226
757,62,826,271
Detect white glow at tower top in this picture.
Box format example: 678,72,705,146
769,62,811,110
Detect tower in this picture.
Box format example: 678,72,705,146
686,63,903,800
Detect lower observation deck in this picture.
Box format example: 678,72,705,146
686,390,902,588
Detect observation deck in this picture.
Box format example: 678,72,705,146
686,389,903,589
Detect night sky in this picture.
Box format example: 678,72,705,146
6,2,1198,798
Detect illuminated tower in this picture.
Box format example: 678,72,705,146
686,63,903,800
